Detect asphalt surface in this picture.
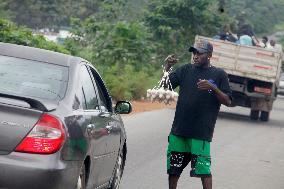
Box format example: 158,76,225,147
120,96,284,189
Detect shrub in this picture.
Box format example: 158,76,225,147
0,19,69,54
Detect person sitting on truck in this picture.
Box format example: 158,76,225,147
266,39,276,49
238,34,253,46
238,23,254,37
236,22,255,46
266,39,281,51
237,20,261,46
258,36,269,48
236,30,253,46
270,39,276,48
214,25,237,42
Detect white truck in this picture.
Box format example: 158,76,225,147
194,35,283,121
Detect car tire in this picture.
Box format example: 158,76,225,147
109,147,125,189
250,110,259,120
76,164,86,189
260,111,269,122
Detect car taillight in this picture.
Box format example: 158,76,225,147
254,86,272,94
15,114,65,154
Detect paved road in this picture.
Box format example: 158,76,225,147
120,97,284,189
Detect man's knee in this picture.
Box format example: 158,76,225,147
190,154,211,177
167,151,191,175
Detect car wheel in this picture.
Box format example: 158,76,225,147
76,165,86,189
250,110,259,120
260,111,269,122
109,149,125,189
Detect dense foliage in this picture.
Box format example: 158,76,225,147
0,0,131,29
0,0,284,100
144,0,230,62
224,0,284,34
65,18,158,100
0,19,69,54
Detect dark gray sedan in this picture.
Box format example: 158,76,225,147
0,42,132,189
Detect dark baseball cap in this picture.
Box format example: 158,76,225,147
188,40,213,53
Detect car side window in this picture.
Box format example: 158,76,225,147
88,66,112,112
95,79,108,112
80,65,100,110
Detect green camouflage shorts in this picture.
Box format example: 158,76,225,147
167,134,211,177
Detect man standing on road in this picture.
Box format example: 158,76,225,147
165,40,232,189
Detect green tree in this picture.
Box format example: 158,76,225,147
0,19,69,54
3,0,58,29
0,0,134,29
64,17,156,100
225,0,284,34
143,0,229,62
0,1,12,19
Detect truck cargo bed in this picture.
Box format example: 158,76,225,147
195,36,282,83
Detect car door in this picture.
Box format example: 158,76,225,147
79,65,110,188
87,66,122,181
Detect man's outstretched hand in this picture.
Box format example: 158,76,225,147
164,54,178,71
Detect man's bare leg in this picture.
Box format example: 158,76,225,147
169,175,180,189
201,176,212,189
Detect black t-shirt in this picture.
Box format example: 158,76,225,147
169,63,232,142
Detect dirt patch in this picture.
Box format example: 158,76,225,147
129,100,176,114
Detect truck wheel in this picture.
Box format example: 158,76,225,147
260,111,269,122
250,110,259,120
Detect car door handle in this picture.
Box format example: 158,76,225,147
106,125,112,134
87,124,95,134
87,124,95,129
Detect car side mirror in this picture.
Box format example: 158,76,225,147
114,101,132,114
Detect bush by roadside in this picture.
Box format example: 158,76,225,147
0,19,69,54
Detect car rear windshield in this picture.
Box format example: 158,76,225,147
0,55,68,100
